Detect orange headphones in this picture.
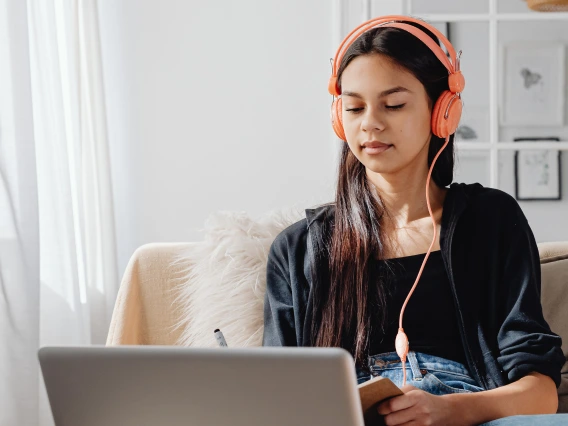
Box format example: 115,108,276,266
328,15,465,142
328,15,466,386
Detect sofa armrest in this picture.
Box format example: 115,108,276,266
106,243,194,346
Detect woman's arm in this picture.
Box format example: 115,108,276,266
449,194,562,424
446,372,558,425
262,235,297,346
493,194,564,386
377,372,558,426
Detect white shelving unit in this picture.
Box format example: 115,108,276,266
415,13,568,21
338,0,568,190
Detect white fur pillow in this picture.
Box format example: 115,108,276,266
174,207,305,348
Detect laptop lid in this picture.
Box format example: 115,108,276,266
38,345,364,426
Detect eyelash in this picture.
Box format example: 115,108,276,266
345,104,405,113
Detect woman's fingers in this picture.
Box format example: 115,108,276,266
377,386,419,415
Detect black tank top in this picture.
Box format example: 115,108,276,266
368,250,467,366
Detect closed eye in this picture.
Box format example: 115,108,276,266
345,104,406,113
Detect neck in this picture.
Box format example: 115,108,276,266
366,164,446,228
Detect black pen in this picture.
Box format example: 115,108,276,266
214,329,228,347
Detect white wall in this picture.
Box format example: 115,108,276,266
97,1,338,272
99,0,568,272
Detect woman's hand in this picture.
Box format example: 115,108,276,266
377,372,557,425
376,384,459,426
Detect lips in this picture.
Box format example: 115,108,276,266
362,141,391,148
361,141,393,155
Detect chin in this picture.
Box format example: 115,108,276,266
364,162,399,175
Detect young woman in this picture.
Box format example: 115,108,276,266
262,16,565,426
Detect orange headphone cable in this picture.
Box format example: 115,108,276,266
395,135,451,386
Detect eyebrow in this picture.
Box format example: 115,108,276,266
342,86,411,98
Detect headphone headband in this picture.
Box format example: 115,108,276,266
329,15,461,96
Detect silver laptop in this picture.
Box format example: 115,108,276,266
38,345,364,426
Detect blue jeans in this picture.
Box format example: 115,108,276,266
356,351,568,425
356,351,484,394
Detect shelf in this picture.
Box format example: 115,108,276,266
413,13,568,22
457,142,568,150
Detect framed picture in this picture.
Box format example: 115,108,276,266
514,137,562,201
500,43,565,126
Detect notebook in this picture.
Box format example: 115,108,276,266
358,375,404,425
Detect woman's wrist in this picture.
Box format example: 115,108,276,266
442,392,502,426
444,372,559,425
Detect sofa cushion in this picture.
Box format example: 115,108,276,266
538,242,568,413
174,208,303,348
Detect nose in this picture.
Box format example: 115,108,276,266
361,107,386,133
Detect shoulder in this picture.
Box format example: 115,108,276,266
269,216,310,261
269,202,335,259
271,217,309,245
449,183,526,224
450,182,516,206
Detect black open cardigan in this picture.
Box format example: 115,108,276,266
262,183,565,389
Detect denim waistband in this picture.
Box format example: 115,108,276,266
367,351,473,379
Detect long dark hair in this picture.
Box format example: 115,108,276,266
312,22,456,365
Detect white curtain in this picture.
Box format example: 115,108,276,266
0,0,118,424
0,1,40,424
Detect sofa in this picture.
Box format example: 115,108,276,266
106,209,568,414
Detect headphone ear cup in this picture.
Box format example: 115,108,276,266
431,90,463,139
331,98,346,141
431,93,446,138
